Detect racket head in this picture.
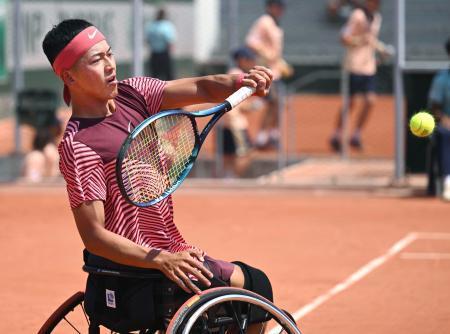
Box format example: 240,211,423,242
116,109,200,207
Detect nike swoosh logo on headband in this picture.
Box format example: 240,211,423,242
88,29,98,40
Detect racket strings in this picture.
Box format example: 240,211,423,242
121,114,196,204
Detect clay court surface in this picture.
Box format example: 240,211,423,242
1,184,449,333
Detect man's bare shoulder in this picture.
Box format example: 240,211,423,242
255,14,276,27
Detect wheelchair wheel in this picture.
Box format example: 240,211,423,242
38,292,92,333
38,292,139,334
166,287,302,334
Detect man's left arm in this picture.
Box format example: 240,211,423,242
160,66,273,110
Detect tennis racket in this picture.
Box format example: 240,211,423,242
116,86,256,207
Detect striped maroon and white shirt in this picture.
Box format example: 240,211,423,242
59,77,195,253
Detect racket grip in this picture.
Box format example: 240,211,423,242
225,86,256,109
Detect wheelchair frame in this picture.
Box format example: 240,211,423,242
38,265,302,334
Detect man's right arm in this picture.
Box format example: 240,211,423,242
72,200,212,294
72,200,157,268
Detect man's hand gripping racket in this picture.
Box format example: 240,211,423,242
116,85,257,207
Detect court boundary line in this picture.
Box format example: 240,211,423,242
415,232,450,240
400,233,450,261
269,232,419,334
400,252,450,260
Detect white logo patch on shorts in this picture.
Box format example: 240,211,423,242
105,289,116,308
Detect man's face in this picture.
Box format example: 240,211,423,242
267,4,285,19
68,40,118,102
366,0,380,13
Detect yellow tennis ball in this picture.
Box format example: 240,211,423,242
409,111,435,137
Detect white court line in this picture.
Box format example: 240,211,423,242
269,232,418,334
415,232,450,240
400,252,450,260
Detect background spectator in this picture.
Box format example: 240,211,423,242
329,0,392,152
22,121,61,183
246,0,293,150
145,8,176,80
223,47,265,178
428,37,450,201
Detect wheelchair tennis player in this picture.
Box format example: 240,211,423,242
42,19,276,333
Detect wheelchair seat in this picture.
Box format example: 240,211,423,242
82,250,188,333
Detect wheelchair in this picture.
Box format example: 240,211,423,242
38,261,302,334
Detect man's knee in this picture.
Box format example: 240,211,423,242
232,261,273,323
232,261,273,302
365,93,376,107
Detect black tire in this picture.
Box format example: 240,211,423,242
166,287,302,334
38,292,91,334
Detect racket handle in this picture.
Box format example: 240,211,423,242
225,86,256,109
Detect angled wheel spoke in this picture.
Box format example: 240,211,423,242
227,301,244,334
63,316,82,333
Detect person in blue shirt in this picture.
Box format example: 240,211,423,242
428,37,450,201
145,8,176,80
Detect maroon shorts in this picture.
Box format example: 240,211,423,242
203,255,235,285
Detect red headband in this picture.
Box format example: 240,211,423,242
52,26,106,105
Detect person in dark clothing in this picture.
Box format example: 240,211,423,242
145,8,176,80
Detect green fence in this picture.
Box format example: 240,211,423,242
0,0,6,82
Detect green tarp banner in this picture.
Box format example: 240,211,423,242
0,0,5,81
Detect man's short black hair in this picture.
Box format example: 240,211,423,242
42,19,93,65
266,0,286,7
232,47,256,61
445,38,450,56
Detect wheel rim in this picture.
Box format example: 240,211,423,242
180,294,301,334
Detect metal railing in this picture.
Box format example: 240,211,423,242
283,69,342,165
